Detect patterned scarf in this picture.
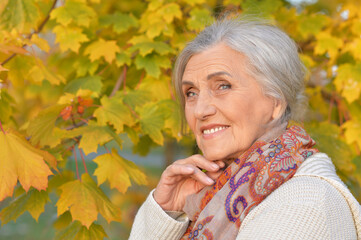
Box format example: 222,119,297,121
181,125,318,240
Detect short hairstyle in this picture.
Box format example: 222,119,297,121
173,17,307,127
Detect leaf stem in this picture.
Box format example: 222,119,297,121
79,148,88,174
110,66,127,97
1,0,58,66
104,145,111,154
0,120,5,134
136,71,145,90
73,147,80,180
123,66,128,95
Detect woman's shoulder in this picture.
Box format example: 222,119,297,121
237,152,360,239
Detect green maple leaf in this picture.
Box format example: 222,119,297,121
93,96,133,133
84,39,120,63
27,105,65,147
158,3,182,24
99,12,138,34
334,63,361,103
0,89,15,124
243,0,282,16
115,52,131,67
298,14,330,39
135,53,171,78
130,41,174,56
55,221,107,240
0,0,40,32
132,135,156,156
138,75,172,101
64,76,103,96
52,25,89,53
50,0,96,27
93,148,147,193
305,121,354,174
187,8,213,31
74,122,122,155
0,189,49,224
6,55,34,87
123,89,152,109
139,11,166,39
138,103,165,145
158,99,182,140
56,173,121,228
73,57,99,77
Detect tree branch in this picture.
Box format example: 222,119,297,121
1,0,58,66
110,66,127,97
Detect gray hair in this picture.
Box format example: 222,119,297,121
173,17,307,127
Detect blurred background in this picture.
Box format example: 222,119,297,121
0,0,360,239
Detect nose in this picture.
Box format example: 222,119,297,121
194,91,216,120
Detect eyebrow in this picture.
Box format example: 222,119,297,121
182,71,232,86
207,71,232,80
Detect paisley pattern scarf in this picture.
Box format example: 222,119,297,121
181,125,318,240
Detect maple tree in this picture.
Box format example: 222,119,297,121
0,0,360,238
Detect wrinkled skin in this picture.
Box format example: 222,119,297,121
154,43,281,211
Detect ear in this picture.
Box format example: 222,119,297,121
271,99,284,120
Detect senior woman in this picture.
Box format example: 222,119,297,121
129,18,361,239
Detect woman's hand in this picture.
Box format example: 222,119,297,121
153,154,225,211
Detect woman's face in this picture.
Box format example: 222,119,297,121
182,43,281,161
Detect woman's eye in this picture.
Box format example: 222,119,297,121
186,91,196,98
219,84,231,90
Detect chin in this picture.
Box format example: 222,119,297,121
202,149,228,161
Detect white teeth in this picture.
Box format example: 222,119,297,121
203,126,227,135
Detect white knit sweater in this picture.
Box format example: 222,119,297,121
129,153,361,239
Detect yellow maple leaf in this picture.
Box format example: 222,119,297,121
56,173,121,228
343,120,361,149
30,34,50,53
84,39,120,63
52,25,89,53
93,149,147,193
0,129,53,201
0,64,9,72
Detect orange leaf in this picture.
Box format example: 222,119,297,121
60,106,73,121
78,96,93,107
0,129,53,201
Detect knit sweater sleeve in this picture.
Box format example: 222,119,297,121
128,190,189,240
236,175,357,240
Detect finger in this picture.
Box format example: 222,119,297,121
176,154,220,172
206,169,224,181
215,160,225,168
163,164,195,178
188,166,215,185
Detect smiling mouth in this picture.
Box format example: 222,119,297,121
202,126,229,135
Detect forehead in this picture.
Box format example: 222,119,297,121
182,43,247,80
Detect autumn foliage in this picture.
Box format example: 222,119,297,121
0,0,361,238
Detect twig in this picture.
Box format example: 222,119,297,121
79,149,88,174
73,147,80,180
328,92,335,123
123,66,128,95
110,66,127,97
1,0,58,66
0,120,5,134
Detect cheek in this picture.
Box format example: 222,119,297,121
184,106,195,130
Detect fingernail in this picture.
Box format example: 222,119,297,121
207,178,214,184
211,163,219,170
